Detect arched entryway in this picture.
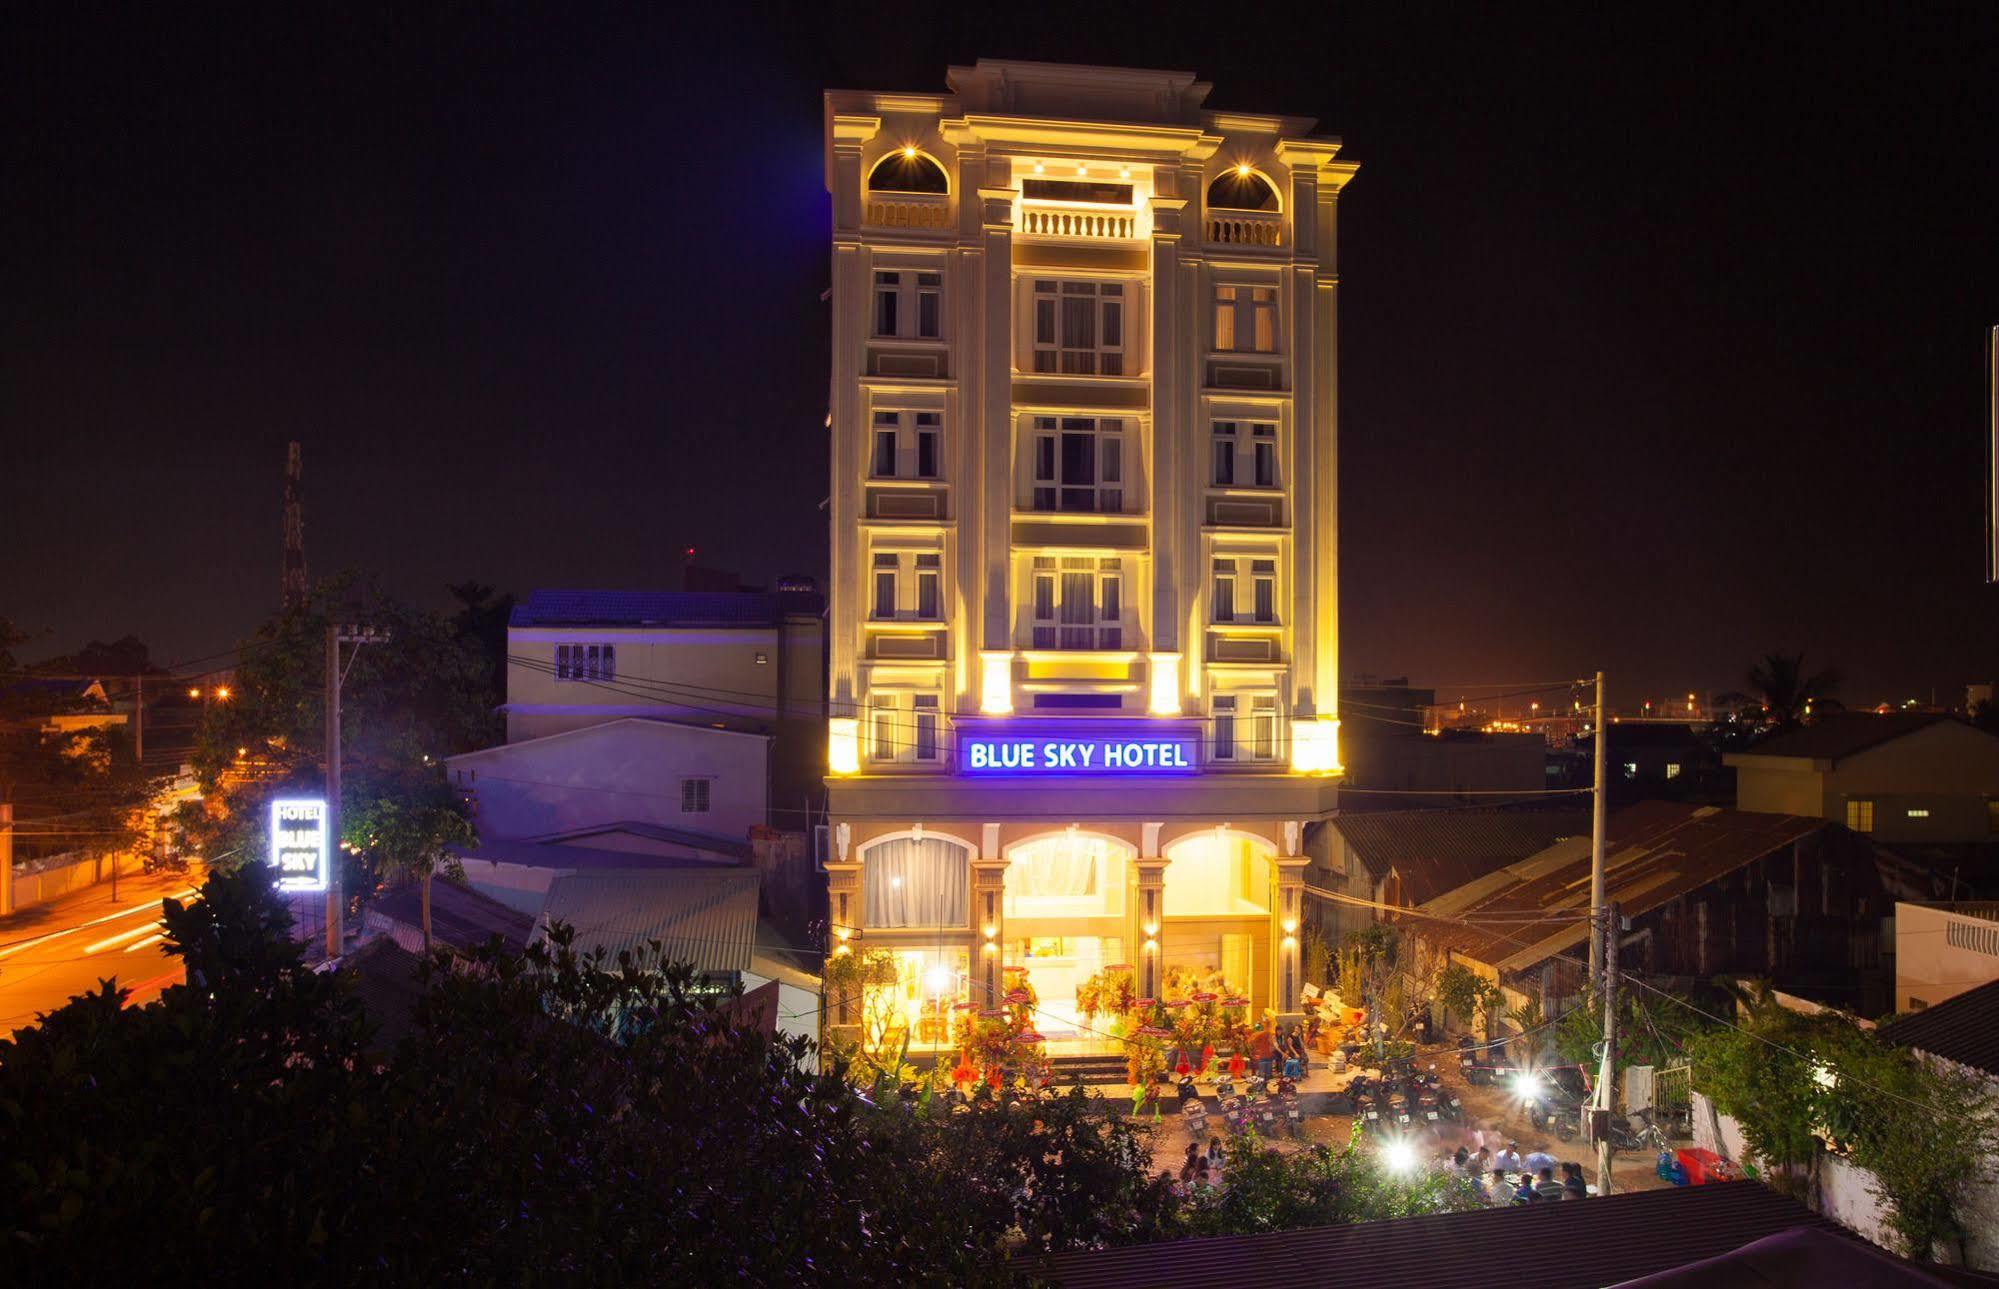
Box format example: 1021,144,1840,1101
1002,830,1133,1049
857,833,973,1051
1159,829,1275,1008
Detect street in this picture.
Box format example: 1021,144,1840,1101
0,866,202,1037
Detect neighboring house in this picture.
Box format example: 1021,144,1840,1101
1894,901,1999,1012
1411,801,1892,1021
1608,722,1717,788
1727,713,1999,846
446,717,769,845
501,585,825,819
535,867,820,1065
1308,806,1587,938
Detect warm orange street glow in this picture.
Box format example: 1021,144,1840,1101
187,687,201,699
215,686,231,700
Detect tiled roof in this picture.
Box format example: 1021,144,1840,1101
1880,976,1999,1077
1329,806,1588,902
1413,800,1827,974
1036,1181,1893,1289
367,879,537,955
1735,712,1960,764
536,869,761,975
343,937,427,1055
509,588,823,629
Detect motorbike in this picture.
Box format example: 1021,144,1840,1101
1283,1092,1304,1139
1182,1098,1209,1140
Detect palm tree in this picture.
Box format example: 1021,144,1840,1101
1721,652,1844,731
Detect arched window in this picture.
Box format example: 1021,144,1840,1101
869,151,948,194
1004,832,1130,919
863,835,969,929
1206,169,1278,212
1163,832,1272,916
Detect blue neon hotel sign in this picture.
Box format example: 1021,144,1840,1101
960,730,1199,776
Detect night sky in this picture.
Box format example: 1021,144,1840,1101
8,3,1997,707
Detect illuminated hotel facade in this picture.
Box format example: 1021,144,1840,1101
822,62,1354,1048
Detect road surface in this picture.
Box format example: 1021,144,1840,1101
0,866,202,1037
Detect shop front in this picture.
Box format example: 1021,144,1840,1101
824,741,1330,1055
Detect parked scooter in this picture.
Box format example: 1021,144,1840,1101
1182,1097,1209,1140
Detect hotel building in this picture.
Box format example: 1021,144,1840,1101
821,62,1355,1050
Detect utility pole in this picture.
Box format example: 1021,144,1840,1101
0,803,13,917
323,623,388,958
132,674,143,764
283,442,308,613
1589,670,1608,984
1596,899,1620,1197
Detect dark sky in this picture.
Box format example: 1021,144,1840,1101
7,3,1997,707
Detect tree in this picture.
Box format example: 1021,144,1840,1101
1721,651,1843,732
342,762,476,951
448,580,515,720
1435,962,1503,1041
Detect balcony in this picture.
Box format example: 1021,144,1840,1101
1206,209,1282,248
1019,203,1138,241
865,193,951,231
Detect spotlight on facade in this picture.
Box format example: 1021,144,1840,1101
901,144,917,160
827,717,860,775
1235,162,1251,178
924,965,955,996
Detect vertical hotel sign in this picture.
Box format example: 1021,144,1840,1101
270,798,330,893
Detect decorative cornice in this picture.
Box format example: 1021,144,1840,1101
831,114,883,150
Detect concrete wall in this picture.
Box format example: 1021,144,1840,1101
448,718,768,843
1895,902,1999,1011
1694,1080,1999,1269
1736,763,1825,817
8,850,150,911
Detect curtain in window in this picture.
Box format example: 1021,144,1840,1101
1013,837,1100,897
864,837,970,929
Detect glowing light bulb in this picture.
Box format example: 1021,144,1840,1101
1235,162,1251,178
1382,1139,1417,1174
901,145,917,160
924,965,954,996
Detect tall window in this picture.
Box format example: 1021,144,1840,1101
1211,421,1277,488
1031,556,1122,649
1212,422,1237,486
868,693,944,764
871,410,941,479
1252,424,1277,487
1031,280,1125,375
871,552,943,621
1211,558,1278,624
1251,559,1276,623
1846,799,1875,833
874,270,943,339
1030,416,1123,513
555,643,615,681
679,777,712,814
1212,694,1279,762
1211,558,1236,623
1214,284,1277,353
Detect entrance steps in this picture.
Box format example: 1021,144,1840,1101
1049,1052,1130,1085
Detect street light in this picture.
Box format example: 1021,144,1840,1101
1381,1139,1418,1175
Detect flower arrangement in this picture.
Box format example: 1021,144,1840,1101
1074,963,1135,1026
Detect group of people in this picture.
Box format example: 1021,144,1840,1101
1447,1142,1589,1204
1168,1137,1229,1195
1244,1022,1314,1079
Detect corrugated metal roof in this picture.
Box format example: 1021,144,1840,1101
1734,712,1958,764
1880,976,1999,1077
1330,806,1589,903
1412,800,1826,973
509,588,823,628
1036,1180,1871,1289
368,879,537,955
536,870,760,975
